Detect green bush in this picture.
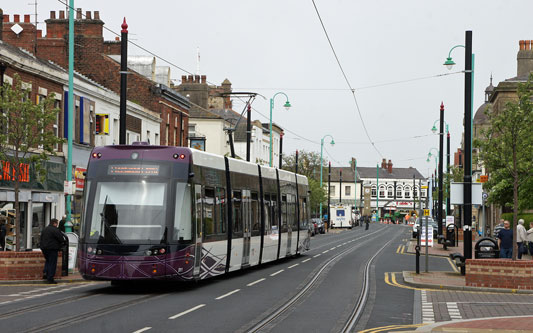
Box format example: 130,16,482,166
500,213,533,229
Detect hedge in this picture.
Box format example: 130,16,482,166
500,213,533,229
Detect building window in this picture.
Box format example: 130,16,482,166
371,185,377,198
404,186,411,198
53,99,60,150
396,186,403,198
413,186,418,198
345,186,351,196
379,185,385,198
387,186,393,197
330,186,335,196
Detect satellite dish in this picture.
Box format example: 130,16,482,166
11,23,23,35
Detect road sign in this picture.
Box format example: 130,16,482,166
480,175,488,183
423,209,430,216
421,185,428,189
482,192,488,200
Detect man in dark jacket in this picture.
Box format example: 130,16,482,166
40,218,66,284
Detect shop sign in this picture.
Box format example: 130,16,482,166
0,161,30,182
396,201,412,206
74,167,86,190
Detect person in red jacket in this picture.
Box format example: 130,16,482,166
40,218,66,284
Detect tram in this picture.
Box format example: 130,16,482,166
78,143,311,281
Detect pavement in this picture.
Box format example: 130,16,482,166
398,237,533,332
0,270,85,285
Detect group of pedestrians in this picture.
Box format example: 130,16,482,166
496,218,533,259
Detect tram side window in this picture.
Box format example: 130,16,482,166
173,183,192,241
216,187,226,234
203,187,215,236
251,192,259,235
264,194,271,233
233,190,243,236
281,195,288,232
290,195,297,230
271,194,278,230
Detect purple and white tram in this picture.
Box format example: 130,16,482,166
78,144,311,282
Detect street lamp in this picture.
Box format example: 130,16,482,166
444,31,474,259
433,102,446,238
269,92,291,167
431,119,451,218
319,134,335,221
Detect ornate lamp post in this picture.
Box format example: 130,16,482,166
269,92,291,167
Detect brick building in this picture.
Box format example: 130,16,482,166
1,9,190,147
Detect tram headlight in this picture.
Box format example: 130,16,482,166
87,247,93,253
96,249,102,255
145,250,152,256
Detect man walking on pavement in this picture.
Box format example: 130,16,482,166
365,216,370,230
517,219,527,259
40,218,66,284
497,220,513,259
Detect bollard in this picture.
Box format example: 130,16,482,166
415,245,421,274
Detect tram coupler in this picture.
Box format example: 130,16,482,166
415,245,421,274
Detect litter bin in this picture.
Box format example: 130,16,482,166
474,237,499,259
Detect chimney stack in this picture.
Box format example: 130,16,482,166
381,158,387,169
59,11,65,19
76,8,82,20
201,75,206,84
86,11,92,20
387,160,393,173
24,14,30,23
517,39,533,77
50,11,56,20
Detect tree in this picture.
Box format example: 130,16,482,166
282,150,327,181
476,74,533,260
0,74,64,251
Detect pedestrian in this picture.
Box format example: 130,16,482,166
58,215,66,233
40,218,66,284
517,219,527,259
365,216,370,230
0,219,6,251
497,220,513,259
493,218,505,238
527,221,533,258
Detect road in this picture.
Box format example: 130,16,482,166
0,223,456,332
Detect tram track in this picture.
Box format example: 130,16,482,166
246,225,394,333
21,293,166,333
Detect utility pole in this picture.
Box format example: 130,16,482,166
438,102,444,240
376,164,379,221
119,18,128,145
327,162,331,230
464,30,473,260
246,104,251,162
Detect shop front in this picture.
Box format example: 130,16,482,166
0,158,65,251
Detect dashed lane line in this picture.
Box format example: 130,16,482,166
247,278,266,287
302,258,311,263
323,250,329,253
313,254,321,258
215,289,240,300
270,270,284,277
168,304,206,319
132,327,152,333
288,264,299,269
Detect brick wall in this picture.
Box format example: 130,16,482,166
0,251,63,280
466,259,533,290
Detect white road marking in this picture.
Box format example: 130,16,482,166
247,278,266,286
313,254,321,258
132,327,152,333
215,289,240,300
302,258,311,263
288,264,299,269
323,250,329,253
421,290,435,324
446,302,462,320
169,304,206,319
270,270,284,276
0,283,92,306
330,247,336,250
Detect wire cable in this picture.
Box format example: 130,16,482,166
311,0,383,158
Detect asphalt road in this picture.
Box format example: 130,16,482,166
0,223,457,333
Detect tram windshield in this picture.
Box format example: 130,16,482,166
87,181,168,244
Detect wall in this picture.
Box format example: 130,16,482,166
0,251,63,280
466,259,533,290
191,119,227,155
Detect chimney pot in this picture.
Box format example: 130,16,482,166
37,29,42,38
59,11,65,19
24,15,30,23
188,75,194,82
3,14,8,23
201,75,206,83
94,11,100,20
520,40,525,50
50,11,56,19
14,14,20,23
181,75,187,83
526,40,531,51
86,11,92,20
76,8,82,20
194,75,200,83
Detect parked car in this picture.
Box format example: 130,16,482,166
412,217,438,239
311,218,325,234
309,219,318,236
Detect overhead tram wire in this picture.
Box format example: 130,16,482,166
311,0,382,158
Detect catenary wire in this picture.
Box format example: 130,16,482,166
311,0,383,158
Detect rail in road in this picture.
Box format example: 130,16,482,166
0,224,406,332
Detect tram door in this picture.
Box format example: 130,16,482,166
241,190,251,268
193,185,203,278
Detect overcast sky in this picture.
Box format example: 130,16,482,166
2,1,531,177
